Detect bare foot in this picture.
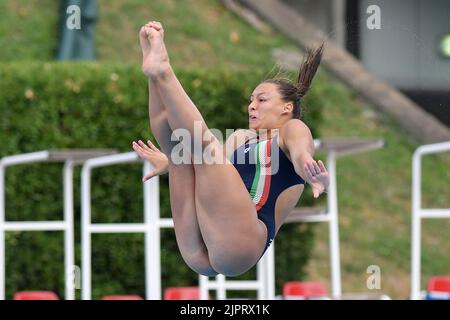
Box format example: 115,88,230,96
139,21,171,79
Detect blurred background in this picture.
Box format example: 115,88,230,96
0,0,449,300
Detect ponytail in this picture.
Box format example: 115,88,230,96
264,42,324,119
296,42,324,97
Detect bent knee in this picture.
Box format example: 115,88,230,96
189,263,218,277
180,249,218,277
209,250,260,277
207,236,265,276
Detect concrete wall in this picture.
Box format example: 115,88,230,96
281,0,346,47
359,0,450,90
283,0,450,91
241,0,450,140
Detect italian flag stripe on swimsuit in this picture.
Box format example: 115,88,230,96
250,139,272,211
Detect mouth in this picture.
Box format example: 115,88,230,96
249,115,257,121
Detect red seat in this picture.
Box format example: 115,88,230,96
427,276,450,293
283,281,327,298
102,295,143,300
14,291,59,300
164,286,201,300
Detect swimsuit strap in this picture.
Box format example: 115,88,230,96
243,135,259,145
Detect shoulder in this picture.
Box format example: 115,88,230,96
279,119,312,146
280,119,310,134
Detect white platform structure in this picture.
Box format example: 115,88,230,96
1,137,384,300
0,149,116,300
410,141,450,300
80,152,170,300
200,138,384,299
80,152,277,300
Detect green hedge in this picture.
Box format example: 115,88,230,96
0,62,323,299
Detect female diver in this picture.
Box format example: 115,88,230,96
132,21,329,277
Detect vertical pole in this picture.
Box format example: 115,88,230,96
331,0,346,47
199,275,209,300
0,163,5,300
411,150,422,300
216,274,226,300
327,152,342,297
81,164,91,300
63,161,75,300
256,252,265,299
266,244,275,299
144,161,161,299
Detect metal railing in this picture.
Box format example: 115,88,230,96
411,141,450,300
81,152,165,300
0,149,115,300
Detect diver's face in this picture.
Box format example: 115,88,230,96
248,82,287,130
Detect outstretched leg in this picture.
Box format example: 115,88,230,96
143,22,268,276
139,25,217,276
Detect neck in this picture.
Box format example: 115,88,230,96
256,128,279,140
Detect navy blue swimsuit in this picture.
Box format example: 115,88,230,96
231,136,305,255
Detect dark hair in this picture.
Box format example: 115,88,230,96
263,43,324,119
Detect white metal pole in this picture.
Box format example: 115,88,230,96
144,161,161,300
411,148,422,300
81,152,158,300
199,275,209,300
63,161,75,300
0,164,5,300
0,152,51,300
327,151,342,297
216,274,226,300
256,253,265,300
0,151,49,166
410,141,450,299
266,244,275,299
81,164,92,300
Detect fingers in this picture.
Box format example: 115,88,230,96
147,140,159,152
304,163,315,181
132,141,143,155
132,139,162,158
132,140,150,156
313,185,326,198
137,139,152,152
312,161,321,175
306,159,324,176
304,159,327,199
307,162,319,176
310,177,325,197
318,160,327,172
142,171,156,182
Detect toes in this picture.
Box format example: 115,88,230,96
145,21,163,31
140,26,153,41
139,26,148,37
144,25,162,38
152,21,163,30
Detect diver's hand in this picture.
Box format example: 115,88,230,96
132,139,169,182
303,159,329,198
